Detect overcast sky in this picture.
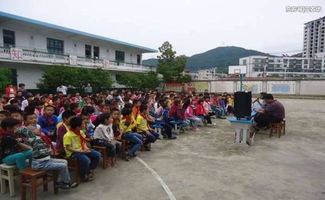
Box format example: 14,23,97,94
1,0,324,59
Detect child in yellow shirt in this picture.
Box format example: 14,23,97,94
136,105,159,151
119,107,143,161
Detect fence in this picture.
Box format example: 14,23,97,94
183,79,325,96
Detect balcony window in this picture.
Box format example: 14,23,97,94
93,46,99,59
137,54,141,65
3,29,15,48
115,50,125,63
85,45,91,58
47,38,64,55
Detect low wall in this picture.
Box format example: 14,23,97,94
190,80,325,96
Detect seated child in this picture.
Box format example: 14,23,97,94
38,105,58,141
16,125,78,190
161,103,177,140
56,111,76,155
24,112,56,155
0,118,32,170
120,107,143,161
111,109,122,139
92,113,120,158
196,99,212,124
183,99,202,131
136,105,159,150
0,110,9,125
63,116,101,182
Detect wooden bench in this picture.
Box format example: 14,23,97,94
20,168,58,200
270,119,286,138
67,157,81,184
92,145,111,169
118,139,133,159
0,163,17,197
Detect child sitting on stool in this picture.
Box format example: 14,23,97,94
136,105,160,151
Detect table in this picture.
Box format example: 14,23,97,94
229,117,255,145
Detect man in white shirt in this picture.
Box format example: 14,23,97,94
57,85,68,95
21,93,34,111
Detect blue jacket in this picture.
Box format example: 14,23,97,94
38,115,58,135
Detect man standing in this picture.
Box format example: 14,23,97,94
84,83,93,95
17,83,27,98
254,94,285,128
57,85,68,95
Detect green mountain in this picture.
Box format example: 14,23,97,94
142,46,268,72
142,58,158,67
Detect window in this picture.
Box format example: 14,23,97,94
85,45,91,58
137,54,141,65
93,46,99,59
115,50,125,62
47,38,64,55
3,29,15,48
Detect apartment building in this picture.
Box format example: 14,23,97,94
303,16,325,58
239,55,325,78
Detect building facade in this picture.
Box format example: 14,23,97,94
196,68,227,80
303,16,325,58
0,11,156,89
239,55,325,78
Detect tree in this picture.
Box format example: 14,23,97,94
0,68,12,94
37,66,112,93
116,71,161,90
157,41,191,83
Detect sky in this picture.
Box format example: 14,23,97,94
0,0,324,59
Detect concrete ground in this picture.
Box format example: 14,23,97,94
1,99,325,200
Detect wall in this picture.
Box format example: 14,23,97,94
198,79,325,96
0,62,45,89
0,21,143,63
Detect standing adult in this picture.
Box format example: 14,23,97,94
5,84,16,98
17,83,27,98
84,83,93,95
57,85,68,95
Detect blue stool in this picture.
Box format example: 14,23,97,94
152,124,164,137
170,120,182,134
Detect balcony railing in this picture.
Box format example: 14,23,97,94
0,47,155,72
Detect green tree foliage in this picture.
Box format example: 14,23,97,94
116,71,160,90
37,66,112,92
157,41,191,83
0,68,12,94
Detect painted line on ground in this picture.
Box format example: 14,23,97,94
136,157,177,200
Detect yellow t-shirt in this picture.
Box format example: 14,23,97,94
63,130,86,157
227,97,234,107
119,118,135,134
136,114,149,132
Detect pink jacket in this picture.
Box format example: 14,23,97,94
184,106,195,118
203,101,211,113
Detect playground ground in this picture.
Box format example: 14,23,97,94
1,98,325,200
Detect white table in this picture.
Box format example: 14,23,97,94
229,117,255,145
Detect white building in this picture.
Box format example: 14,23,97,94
0,11,157,89
197,69,216,80
303,16,325,58
197,68,227,80
239,55,325,78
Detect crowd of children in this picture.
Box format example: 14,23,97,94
0,89,234,191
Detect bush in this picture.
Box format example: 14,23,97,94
37,66,112,93
0,68,12,94
116,71,161,90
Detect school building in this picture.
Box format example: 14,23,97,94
0,11,157,89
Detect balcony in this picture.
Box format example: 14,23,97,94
0,47,155,73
